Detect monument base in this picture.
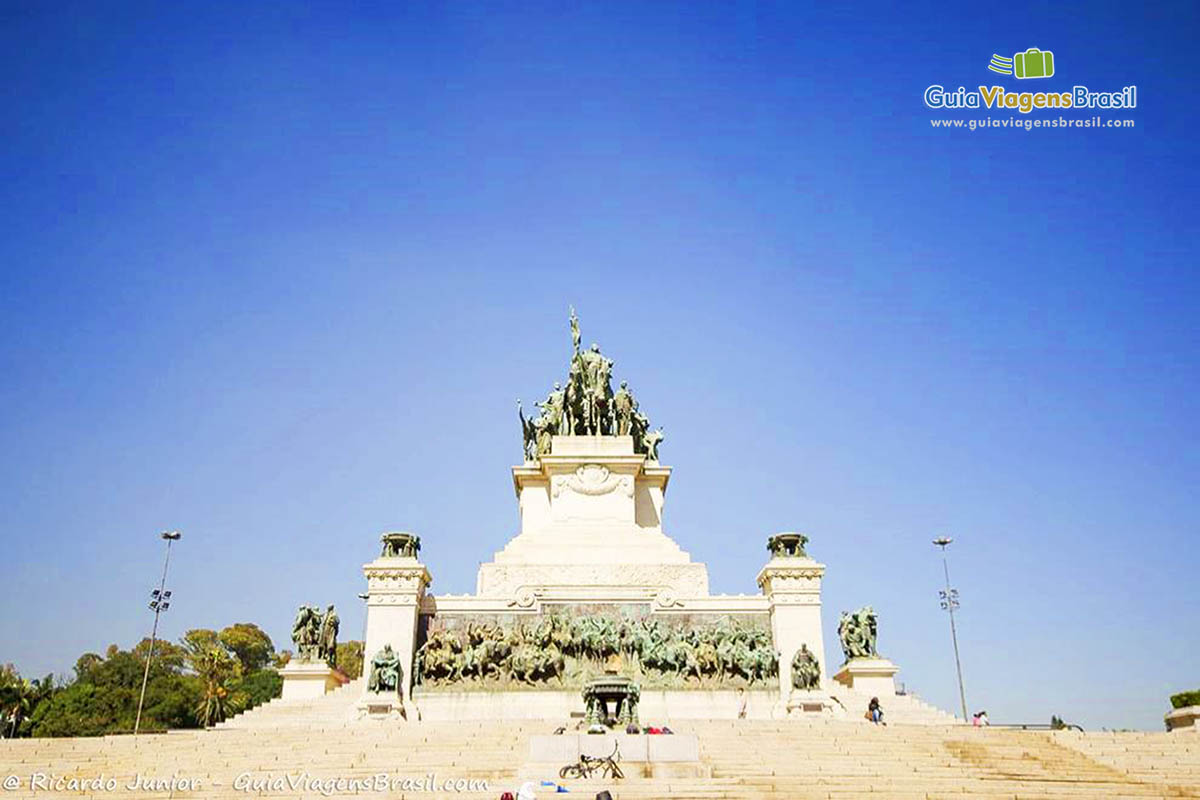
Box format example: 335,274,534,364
279,662,342,701
832,658,899,698
415,688,779,721
355,691,409,721
786,689,836,716
1166,706,1200,733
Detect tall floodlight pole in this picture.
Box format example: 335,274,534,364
933,537,968,723
358,592,370,679
134,530,182,735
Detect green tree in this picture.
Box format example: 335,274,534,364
15,675,55,736
193,648,242,727
16,619,287,737
336,641,364,679
137,672,202,732
181,629,221,662
218,623,274,674
73,653,103,681
0,668,52,738
132,638,188,673
233,669,282,709
29,643,201,737
29,683,135,738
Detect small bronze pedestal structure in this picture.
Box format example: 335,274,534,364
767,532,809,558
583,676,640,731
380,531,421,558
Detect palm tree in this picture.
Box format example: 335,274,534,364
7,677,49,738
193,649,242,727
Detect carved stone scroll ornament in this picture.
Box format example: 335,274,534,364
552,464,634,497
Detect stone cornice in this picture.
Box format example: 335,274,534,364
512,444,671,495
362,561,431,595
756,560,826,595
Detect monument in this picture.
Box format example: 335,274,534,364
832,606,901,699
339,311,911,722
280,604,343,700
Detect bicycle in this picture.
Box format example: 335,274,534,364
559,740,624,780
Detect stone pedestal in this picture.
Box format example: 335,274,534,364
475,436,709,605
279,661,341,701
356,691,406,720
832,657,899,698
757,543,828,716
787,689,835,716
362,543,431,718
1166,706,1200,733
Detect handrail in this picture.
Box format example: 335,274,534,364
988,722,1085,732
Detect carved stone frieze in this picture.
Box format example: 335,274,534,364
551,464,635,498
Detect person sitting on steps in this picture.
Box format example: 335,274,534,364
867,697,885,725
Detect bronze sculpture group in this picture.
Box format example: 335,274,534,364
367,644,402,695
519,308,664,461
837,606,879,662
291,604,340,667
415,613,778,690
790,643,821,690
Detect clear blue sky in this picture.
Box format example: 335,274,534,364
1,2,1195,731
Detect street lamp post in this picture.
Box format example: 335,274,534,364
358,591,370,680
134,530,181,735
933,537,968,723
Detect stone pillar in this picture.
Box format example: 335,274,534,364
362,532,431,715
756,533,828,715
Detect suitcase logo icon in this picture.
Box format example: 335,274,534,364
988,48,1055,79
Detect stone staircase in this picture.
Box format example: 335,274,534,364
827,685,962,724
2,708,1197,799
213,677,365,730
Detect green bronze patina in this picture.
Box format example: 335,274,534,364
518,310,663,458
790,643,821,690
380,531,421,559
291,604,339,666
583,676,641,729
414,611,777,692
767,533,809,558
837,606,878,662
367,644,402,694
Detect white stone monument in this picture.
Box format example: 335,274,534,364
757,535,833,716
355,311,915,723
359,532,430,719
476,434,708,606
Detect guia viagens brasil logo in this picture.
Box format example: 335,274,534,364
925,48,1136,114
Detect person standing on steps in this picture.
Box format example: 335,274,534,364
737,687,748,719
